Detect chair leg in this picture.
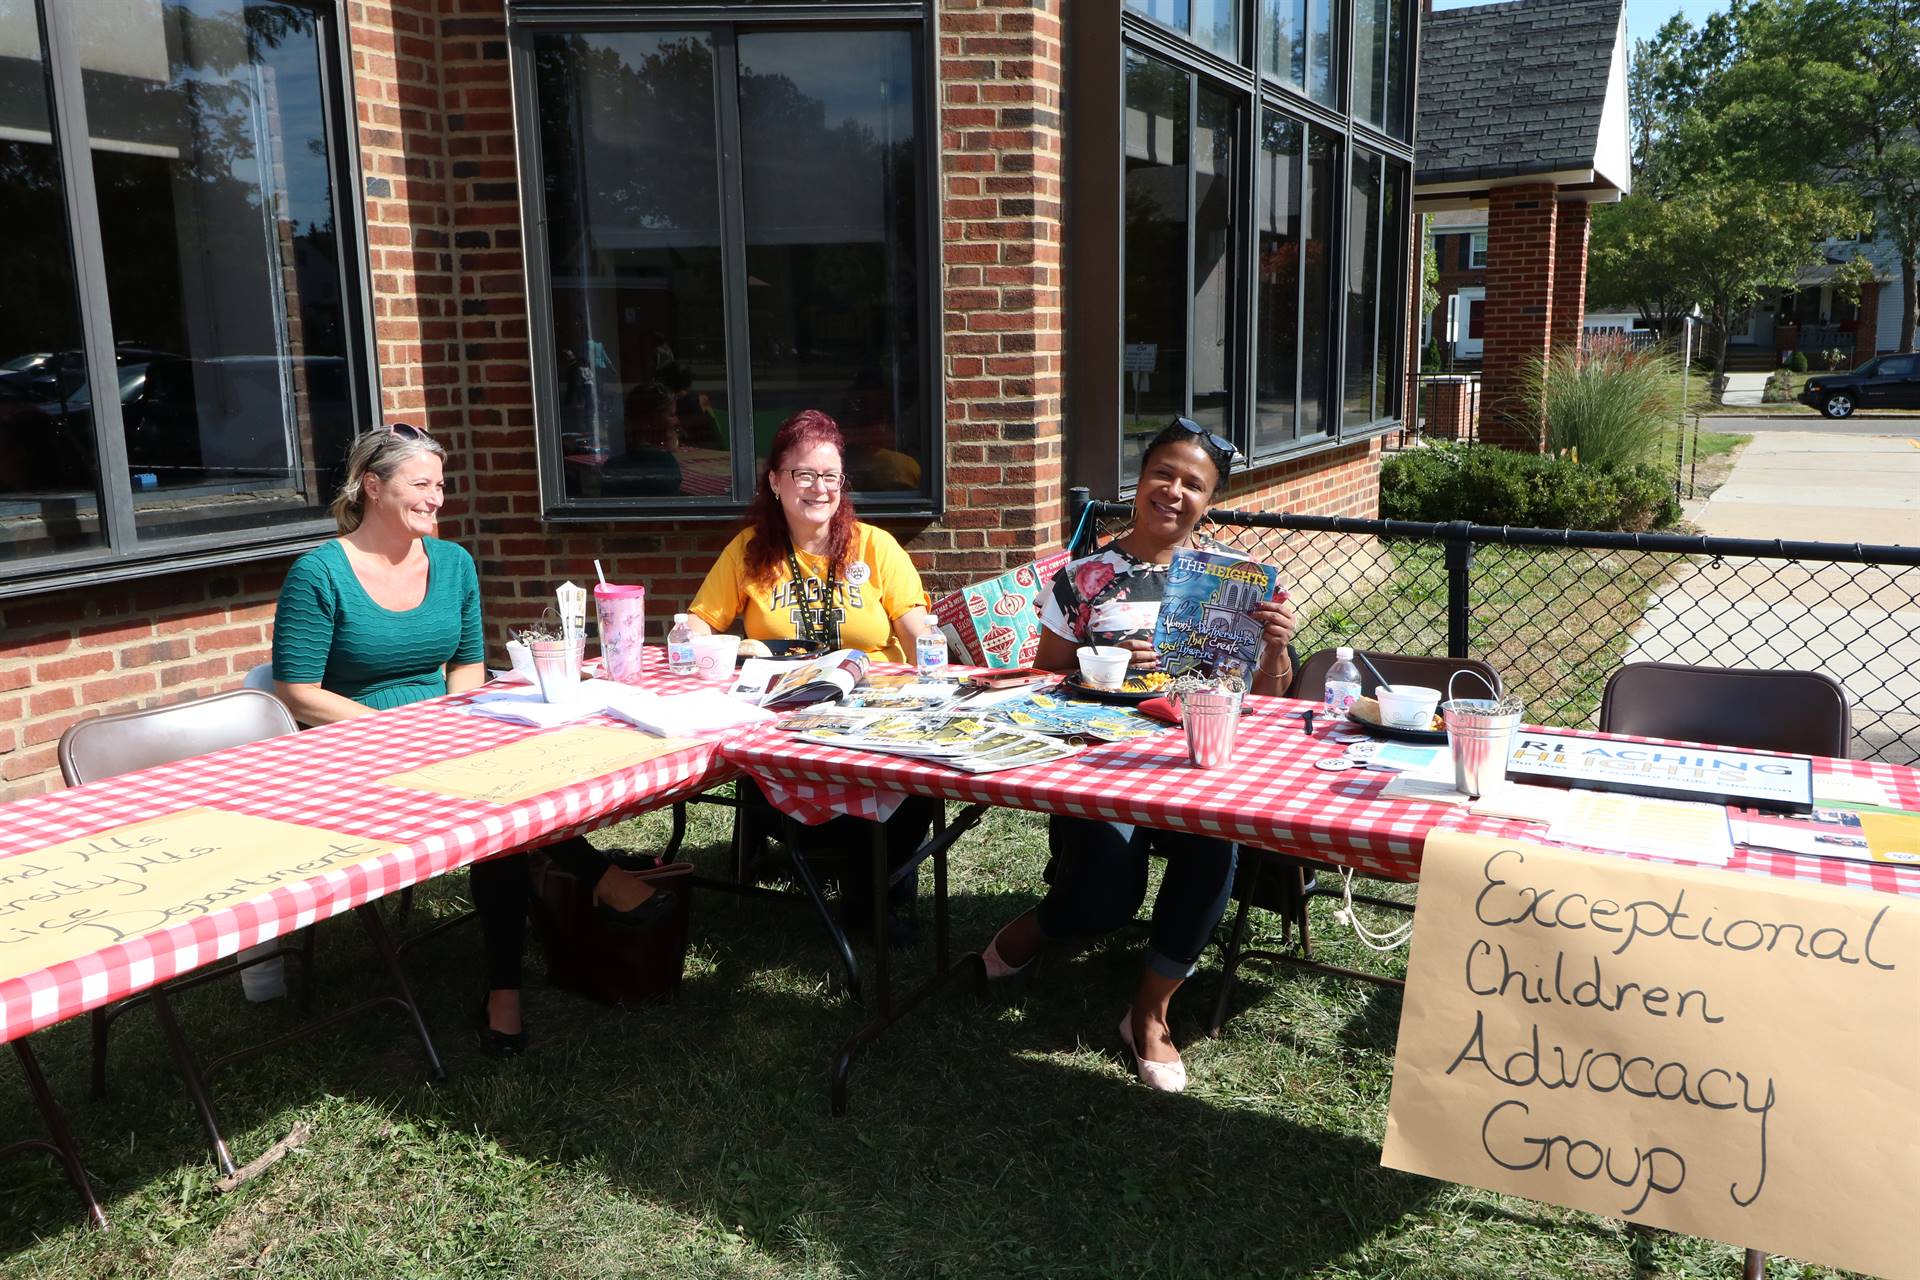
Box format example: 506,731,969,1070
1209,861,1259,1038
88,1007,109,1102
663,801,688,861
10,1040,107,1229
353,903,446,1082
147,987,237,1178
395,885,415,929
1744,1249,1765,1279
298,928,318,1015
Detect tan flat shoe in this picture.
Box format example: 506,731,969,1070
1117,1009,1187,1093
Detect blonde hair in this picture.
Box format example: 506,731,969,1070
330,426,446,533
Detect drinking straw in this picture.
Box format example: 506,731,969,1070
594,559,607,586
1353,649,1394,693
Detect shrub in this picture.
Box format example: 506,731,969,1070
1525,346,1689,469
1787,351,1809,373
1762,368,1797,402
1421,337,1442,372
1380,443,1681,532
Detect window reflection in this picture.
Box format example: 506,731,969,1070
534,30,733,502
1255,112,1302,450
1345,148,1383,427
1120,50,1189,476
1263,0,1307,90
1300,126,1338,436
1190,85,1235,436
0,0,107,560
78,0,356,541
738,29,924,494
1353,0,1389,127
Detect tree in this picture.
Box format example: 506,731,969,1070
1686,0,1920,350
1587,194,1698,337
1667,180,1867,381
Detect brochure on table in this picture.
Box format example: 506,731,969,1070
1504,730,1814,814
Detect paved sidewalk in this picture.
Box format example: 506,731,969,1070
1627,430,1920,763
1716,371,1770,407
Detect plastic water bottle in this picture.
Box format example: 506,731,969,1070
1323,646,1362,719
667,613,697,675
915,629,948,678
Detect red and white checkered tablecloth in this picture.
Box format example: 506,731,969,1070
731,695,1920,899
0,652,741,1045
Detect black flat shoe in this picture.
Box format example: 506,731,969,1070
474,1001,527,1059
592,888,678,933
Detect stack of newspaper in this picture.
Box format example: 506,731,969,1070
782,707,1077,774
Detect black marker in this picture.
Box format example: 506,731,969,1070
1302,709,1315,737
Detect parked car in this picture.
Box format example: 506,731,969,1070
1800,353,1920,418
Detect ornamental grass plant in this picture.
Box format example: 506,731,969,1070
1526,345,1691,469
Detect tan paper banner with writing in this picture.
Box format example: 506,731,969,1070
379,726,700,805
1383,831,1920,1280
0,809,399,984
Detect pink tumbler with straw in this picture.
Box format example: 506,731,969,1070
594,583,647,684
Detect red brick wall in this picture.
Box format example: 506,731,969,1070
1479,185,1557,450
1550,200,1591,354
0,0,1385,801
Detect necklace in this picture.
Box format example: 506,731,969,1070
785,546,840,652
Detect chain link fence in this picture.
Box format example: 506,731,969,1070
1071,495,1920,765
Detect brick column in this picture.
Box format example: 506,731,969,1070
1480,184,1557,451
1853,281,1879,366
1550,199,1590,355
930,0,1068,593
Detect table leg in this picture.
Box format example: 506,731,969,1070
7,1040,107,1229
828,803,989,1117
147,987,237,1178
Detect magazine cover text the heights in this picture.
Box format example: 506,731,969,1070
1152,549,1281,682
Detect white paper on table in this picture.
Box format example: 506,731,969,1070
1546,790,1734,866
467,686,610,728
603,688,777,737
1812,774,1893,808
1380,774,1472,806
1466,783,1574,826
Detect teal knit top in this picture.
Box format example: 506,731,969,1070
271,538,485,711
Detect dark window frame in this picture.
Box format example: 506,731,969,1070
0,0,380,599
506,1,944,525
1068,0,1418,502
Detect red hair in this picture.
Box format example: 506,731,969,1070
742,410,857,587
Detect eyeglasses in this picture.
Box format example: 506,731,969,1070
782,467,845,490
387,421,429,440
1169,418,1243,467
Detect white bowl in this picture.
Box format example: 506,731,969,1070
1076,645,1131,691
1375,684,1442,730
691,633,742,677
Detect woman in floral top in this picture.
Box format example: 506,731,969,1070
986,420,1297,1093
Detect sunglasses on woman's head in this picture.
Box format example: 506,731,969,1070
387,422,428,440
1169,418,1241,465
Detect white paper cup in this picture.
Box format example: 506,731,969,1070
506,639,536,680
691,633,742,677
1076,645,1131,690
1376,684,1441,730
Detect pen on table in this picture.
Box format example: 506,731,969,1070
1302,709,1314,737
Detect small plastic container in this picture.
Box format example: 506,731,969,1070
690,633,741,677
1076,645,1130,690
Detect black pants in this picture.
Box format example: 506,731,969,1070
736,777,934,914
468,836,608,992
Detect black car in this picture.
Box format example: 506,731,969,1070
1800,352,1920,418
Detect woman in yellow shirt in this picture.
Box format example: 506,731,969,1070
687,411,933,659
687,410,935,943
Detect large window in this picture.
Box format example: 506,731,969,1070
0,0,371,585
513,7,936,516
1083,1,1416,493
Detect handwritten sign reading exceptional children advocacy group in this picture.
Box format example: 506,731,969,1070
379,726,700,805
1382,831,1920,1280
0,809,399,985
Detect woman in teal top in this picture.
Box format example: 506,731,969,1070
273,424,669,1057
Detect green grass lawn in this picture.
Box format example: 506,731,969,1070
0,799,1865,1278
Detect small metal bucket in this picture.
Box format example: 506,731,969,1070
1441,670,1521,798
1179,689,1242,769
530,637,585,703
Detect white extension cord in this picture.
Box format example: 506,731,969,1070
1328,867,1414,951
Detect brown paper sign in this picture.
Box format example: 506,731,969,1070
1383,831,1920,1280
379,725,700,805
0,808,398,983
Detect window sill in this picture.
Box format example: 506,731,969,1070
0,527,332,602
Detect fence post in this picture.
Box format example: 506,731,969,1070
1444,521,1473,659
1067,486,1091,554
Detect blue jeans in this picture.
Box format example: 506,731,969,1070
1034,816,1237,980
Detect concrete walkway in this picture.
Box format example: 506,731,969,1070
1716,371,1771,407
1626,430,1920,763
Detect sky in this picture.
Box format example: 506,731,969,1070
1430,0,1728,50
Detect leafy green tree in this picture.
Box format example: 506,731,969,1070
1587,193,1698,337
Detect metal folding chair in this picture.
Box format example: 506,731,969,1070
57,689,445,1179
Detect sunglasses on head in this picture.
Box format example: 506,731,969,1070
386,421,429,440
1169,418,1244,468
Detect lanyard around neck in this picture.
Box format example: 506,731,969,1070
785,546,840,652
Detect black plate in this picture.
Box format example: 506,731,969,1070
1345,708,1447,743
1059,674,1165,705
